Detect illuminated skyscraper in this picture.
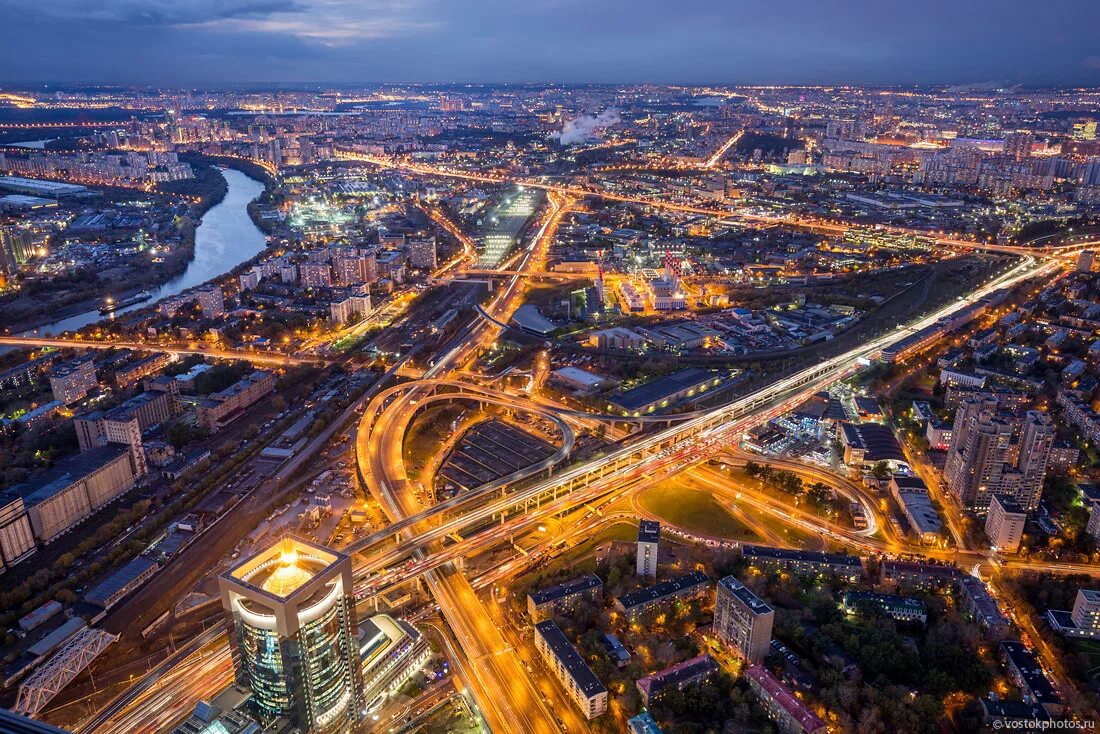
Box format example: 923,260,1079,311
220,537,362,734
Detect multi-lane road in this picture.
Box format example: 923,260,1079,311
0,336,319,366
50,132,1100,734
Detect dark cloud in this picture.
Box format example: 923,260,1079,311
0,0,1097,86
0,0,306,25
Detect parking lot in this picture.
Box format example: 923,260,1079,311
437,419,556,496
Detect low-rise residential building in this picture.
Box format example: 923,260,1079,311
533,620,607,719
841,591,927,624
1001,641,1061,716
526,574,603,621
958,576,1011,640
880,560,962,588
113,352,173,387
742,545,863,580
636,654,718,707
196,371,275,433
627,711,664,734
745,664,828,734
614,571,709,619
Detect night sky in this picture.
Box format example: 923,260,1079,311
2,0,1098,86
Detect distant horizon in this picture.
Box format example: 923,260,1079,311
4,81,1100,93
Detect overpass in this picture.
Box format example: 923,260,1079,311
455,268,592,281
0,336,320,366
347,254,1057,592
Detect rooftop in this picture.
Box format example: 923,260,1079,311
991,493,1026,515
638,519,661,544
745,664,827,732
719,575,773,615
840,421,906,463
528,574,602,607
226,537,343,600
1001,641,1060,705
6,444,131,507
617,570,709,611
611,368,726,412
636,654,718,698
534,620,606,697
742,544,863,569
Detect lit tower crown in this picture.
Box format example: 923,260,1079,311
220,537,363,734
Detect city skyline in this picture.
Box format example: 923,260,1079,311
1,0,1099,86
1,41,1100,734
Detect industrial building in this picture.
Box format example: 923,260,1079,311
0,495,37,571
608,368,733,416
8,445,138,543
888,475,944,545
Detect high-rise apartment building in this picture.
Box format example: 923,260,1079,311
944,400,1051,511
1003,131,1034,160
407,238,438,270
299,261,333,289
1071,589,1100,636
636,520,660,578
194,286,225,319
0,224,33,275
985,493,1027,553
220,538,363,733
714,576,774,664
1015,411,1054,510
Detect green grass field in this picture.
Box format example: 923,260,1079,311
637,483,759,540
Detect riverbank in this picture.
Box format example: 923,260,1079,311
3,159,240,335
13,165,272,337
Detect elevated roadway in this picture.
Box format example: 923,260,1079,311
0,336,318,366
349,255,1059,591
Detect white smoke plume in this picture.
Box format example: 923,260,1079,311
553,109,621,146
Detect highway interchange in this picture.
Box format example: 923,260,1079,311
40,140,1100,734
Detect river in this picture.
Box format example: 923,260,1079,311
24,168,267,336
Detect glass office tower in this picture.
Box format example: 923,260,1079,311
220,537,362,734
